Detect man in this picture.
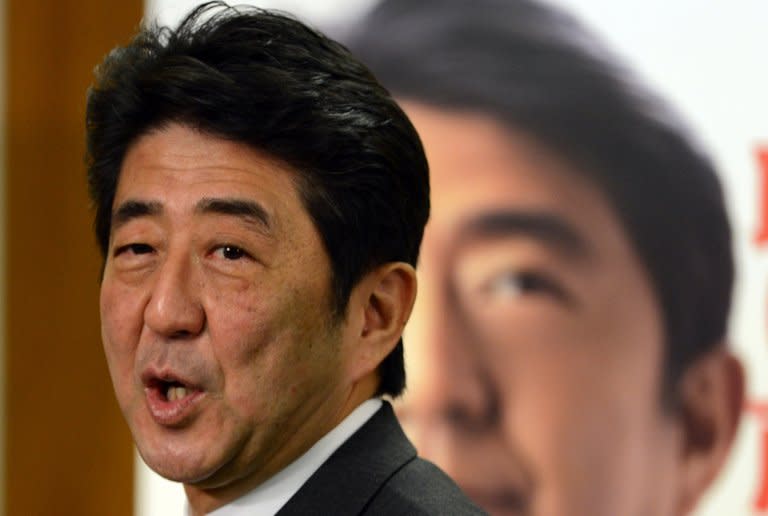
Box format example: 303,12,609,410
85,3,484,515
347,0,745,514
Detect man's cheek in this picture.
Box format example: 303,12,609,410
100,291,143,387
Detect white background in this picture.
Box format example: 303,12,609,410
139,1,768,515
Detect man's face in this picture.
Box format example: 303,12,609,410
397,102,684,516
100,123,357,497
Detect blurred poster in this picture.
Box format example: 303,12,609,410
544,2,766,514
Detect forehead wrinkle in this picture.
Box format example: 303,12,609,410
455,209,593,262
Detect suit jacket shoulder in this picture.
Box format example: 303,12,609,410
275,401,486,516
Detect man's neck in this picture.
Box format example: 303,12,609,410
185,375,379,515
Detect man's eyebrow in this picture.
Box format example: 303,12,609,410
112,200,163,230
195,197,272,232
458,210,591,259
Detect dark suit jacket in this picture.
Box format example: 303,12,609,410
275,401,486,515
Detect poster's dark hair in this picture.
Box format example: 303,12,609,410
86,1,430,397
347,0,733,403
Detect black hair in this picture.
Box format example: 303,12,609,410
347,0,733,402
85,1,430,397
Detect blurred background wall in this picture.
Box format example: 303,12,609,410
2,1,141,514
0,1,764,515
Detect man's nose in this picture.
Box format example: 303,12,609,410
144,250,205,338
401,279,499,440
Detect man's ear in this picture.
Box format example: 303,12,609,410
345,262,417,382
675,347,744,514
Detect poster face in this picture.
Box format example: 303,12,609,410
138,1,768,515
544,3,767,514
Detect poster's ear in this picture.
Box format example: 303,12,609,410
675,348,744,514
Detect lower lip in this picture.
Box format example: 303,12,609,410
144,387,206,427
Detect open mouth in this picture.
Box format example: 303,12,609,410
142,373,205,425
147,375,203,402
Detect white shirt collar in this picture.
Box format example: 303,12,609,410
197,398,383,516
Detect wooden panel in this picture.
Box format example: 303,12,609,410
5,1,142,515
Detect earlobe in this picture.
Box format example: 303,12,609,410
676,347,744,514
348,262,417,381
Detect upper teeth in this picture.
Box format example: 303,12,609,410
167,386,188,401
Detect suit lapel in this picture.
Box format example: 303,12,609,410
275,401,416,516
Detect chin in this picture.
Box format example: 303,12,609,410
140,443,219,484
132,425,218,484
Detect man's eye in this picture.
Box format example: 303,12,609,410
215,245,248,260
115,243,154,256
